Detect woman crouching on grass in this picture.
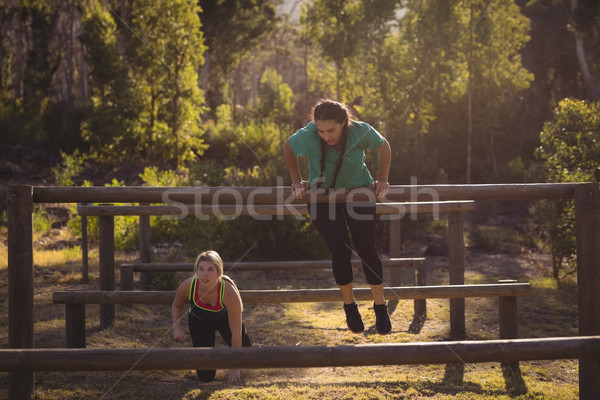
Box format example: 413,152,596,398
172,250,252,383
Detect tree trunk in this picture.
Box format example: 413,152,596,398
571,0,600,100
171,63,180,169
466,1,474,184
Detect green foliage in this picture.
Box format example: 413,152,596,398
303,0,398,99
188,162,226,186
496,156,532,183
254,68,295,126
345,0,533,183
0,93,44,146
534,98,600,279
198,0,278,108
80,0,207,168
139,166,188,187
468,225,532,254
52,150,86,186
531,199,577,279
33,206,54,234
537,98,600,182
147,271,179,290
204,104,287,169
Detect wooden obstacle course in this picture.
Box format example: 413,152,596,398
8,183,600,400
3,336,599,372
53,282,531,348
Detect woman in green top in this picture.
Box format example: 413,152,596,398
283,99,392,335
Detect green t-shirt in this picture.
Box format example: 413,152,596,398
288,120,384,190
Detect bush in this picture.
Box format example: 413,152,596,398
33,206,54,234
534,98,600,279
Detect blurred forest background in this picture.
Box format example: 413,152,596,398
1,0,599,279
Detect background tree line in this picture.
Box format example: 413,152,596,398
1,0,599,276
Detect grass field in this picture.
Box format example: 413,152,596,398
0,232,581,399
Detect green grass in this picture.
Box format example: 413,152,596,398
0,234,582,400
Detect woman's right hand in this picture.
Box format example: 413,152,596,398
173,326,185,343
291,180,308,199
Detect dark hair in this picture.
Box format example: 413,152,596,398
311,99,355,188
311,99,355,123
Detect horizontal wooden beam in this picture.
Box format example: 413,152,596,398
52,284,531,305
77,201,475,217
2,336,599,372
32,183,577,204
121,258,425,272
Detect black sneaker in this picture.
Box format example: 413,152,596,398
374,302,392,335
343,302,364,333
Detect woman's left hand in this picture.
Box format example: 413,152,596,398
374,180,389,200
225,369,241,384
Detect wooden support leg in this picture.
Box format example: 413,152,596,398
446,211,465,385
66,304,86,348
448,212,465,340
120,266,134,291
574,183,600,400
499,280,527,395
413,260,426,318
8,185,34,400
99,215,115,329
139,210,151,290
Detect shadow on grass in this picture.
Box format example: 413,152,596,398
0,364,531,400
178,374,515,400
501,361,528,396
441,360,527,397
386,299,427,334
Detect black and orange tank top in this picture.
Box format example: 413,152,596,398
188,276,225,313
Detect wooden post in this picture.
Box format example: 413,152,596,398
65,304,86,348
120,265,134,291
499,280,518,339
445,211,465,386
414,260,426,318
389,219,402,286
138,204,151,290
99,215,115,329
499,279,527,394
80,204,89,282
448,212,465,340
8,185,34,400
574,183,600,400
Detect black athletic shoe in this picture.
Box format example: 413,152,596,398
374,302,392,335
343,302,364,333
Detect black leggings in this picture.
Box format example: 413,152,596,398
309,202,383,286
188,309,252,382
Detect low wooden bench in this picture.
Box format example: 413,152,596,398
53,282,531,348
120,258,427,317
120,258,425,289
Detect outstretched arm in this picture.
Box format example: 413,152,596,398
171,279,191,342
374,137,391,199
223,281,244,383
283,138,307,199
